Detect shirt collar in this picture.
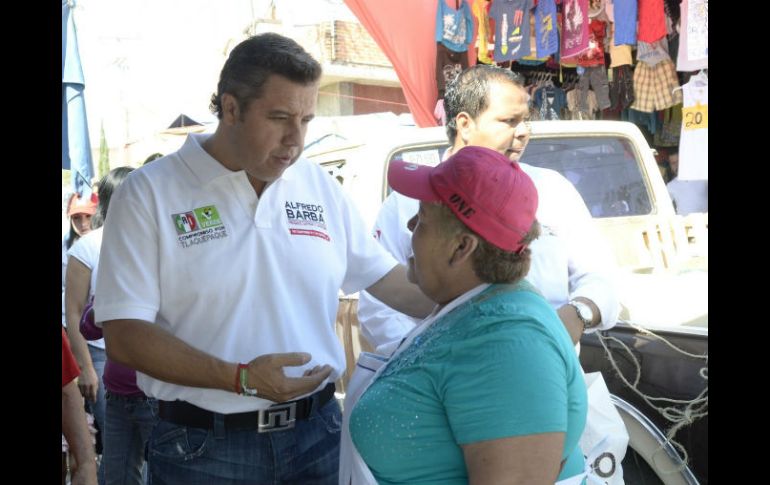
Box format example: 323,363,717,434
179,133,299,187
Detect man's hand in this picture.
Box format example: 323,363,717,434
246,353,332,403
77,366,99,403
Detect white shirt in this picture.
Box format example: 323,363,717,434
357,163,620,351
667,178,708,215
678,79,708,181
94,134,397,413
67,228,106,350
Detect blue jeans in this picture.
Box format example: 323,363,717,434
103,392,158,485
88,345,107,485
148,399,341,485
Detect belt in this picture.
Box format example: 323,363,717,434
158,383,335,433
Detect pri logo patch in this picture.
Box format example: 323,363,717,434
171,205,228,248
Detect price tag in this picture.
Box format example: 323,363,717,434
682,103,708,131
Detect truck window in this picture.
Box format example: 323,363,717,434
520,137,652,218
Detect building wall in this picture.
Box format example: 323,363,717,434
352,84,409,115
328,21,393,67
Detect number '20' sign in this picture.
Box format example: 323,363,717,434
683,103,708,131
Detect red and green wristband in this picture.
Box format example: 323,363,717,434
236,363,258,396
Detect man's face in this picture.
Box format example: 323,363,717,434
460,80,531,162
668,154,679,175
406,203,455,304
223,74,318,189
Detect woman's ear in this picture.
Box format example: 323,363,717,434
449,232,479,266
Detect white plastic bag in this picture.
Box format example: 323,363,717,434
578,371,630,484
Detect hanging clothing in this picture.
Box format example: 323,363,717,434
636,39,671,66
653,102,682,147
490,0,534,61
561,0,590,57
630,58,682,112
676,0,708,71
578,66,611,110
608,23,633,67
521,11,552,62
566,88,598,119
576,19,607,66
638,0,667,43
678,76,707,180
535,0,559,58
436,42,470,97
608,64,635,112
612,0,638,45
473,0,495,64
435,0,475,52
533,84,568,120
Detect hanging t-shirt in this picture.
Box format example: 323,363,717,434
612,0,638,45
561,0,590,57
638,0,667,43
676,0,708,71
533,85,568,120
436,42,470,97
490,0,533,61
435,0,475,52
577,19,607,66
535,0,559,58
678,77,707,180
473,0,494,64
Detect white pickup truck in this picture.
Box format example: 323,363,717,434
308,119,707,484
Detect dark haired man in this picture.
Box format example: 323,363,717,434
95,33,431,484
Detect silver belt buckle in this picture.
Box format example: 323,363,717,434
258,402,296,433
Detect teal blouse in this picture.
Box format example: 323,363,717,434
349,282,587,484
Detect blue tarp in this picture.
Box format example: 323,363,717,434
62,0,94,198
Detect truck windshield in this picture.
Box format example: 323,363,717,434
521,137,652,218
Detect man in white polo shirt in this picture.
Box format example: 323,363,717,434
94,33,432,485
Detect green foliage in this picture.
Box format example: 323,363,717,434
98,122,110,178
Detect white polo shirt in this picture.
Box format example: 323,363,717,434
94,134,397,413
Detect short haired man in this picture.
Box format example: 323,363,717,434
95,33,431,485
358,64,620,350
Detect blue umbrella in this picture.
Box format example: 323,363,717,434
62,0,94,198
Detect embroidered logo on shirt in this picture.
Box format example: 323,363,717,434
171,205,228,248
285,201,330,241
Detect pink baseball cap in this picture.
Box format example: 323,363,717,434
67,193,98,217
388,146,538,252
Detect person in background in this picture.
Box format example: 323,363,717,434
349,146,587,484
66,168,134,485
142,153,163,165
94,33,432,485
68,167,156,485
63,327,98,485
63,193,98,326
358,64,620,351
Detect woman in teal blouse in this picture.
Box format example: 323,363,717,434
348,146,588,485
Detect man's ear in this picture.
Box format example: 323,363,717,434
449,232,479,266
455,112,474,144
220,93,240,125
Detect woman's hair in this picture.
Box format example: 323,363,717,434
65,224,79,249
91,167,135,229
432,202,541,284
